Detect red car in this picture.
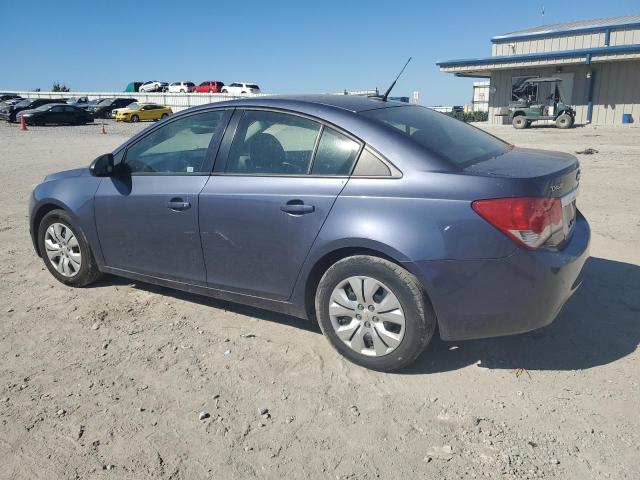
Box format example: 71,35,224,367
194,81,225,93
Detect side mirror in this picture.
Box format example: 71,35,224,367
89,153,114,177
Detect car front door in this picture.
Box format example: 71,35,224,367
49,105,66,123
199,109,362,300
94,109,232,284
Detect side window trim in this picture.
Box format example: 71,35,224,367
306,124,325,174
121,108,233,176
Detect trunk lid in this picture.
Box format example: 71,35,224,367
466,147,581,248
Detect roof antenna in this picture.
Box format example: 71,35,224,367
381,57,412,101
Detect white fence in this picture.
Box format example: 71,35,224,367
4,89,378,113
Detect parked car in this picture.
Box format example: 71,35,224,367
0,98,64,122
0,94,21,102
87,98,137,118
221,82,260,95
139,81,168,93
167,81,195,93
0,97,24,109
114,103,172,122
28,95,589,372
18,103,94,126
124,82,143,93
194,81,225,93
67,96,89,105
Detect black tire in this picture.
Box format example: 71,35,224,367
161,113,169,119
131,114,140,123
221,89,228,94
512,115,528,129
556,113,573,129
315,255,435,372
37,210,102,287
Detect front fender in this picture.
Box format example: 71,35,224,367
30,176,104,265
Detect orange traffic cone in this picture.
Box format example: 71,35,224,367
101,123,107,134
20,115,28,131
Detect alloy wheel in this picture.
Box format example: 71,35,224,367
329,276,406,357
44,222,82,277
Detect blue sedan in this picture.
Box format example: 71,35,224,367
29,95,590,371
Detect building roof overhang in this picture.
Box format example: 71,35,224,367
437,44,640,75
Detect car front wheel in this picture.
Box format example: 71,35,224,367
315,255,435,372
131,115,140,123
37,210,101,287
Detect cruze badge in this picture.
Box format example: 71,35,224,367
550,183,563,193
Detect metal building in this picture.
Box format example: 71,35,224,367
437,16,640,125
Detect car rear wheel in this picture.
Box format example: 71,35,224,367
37,210,101,287
221,89,228,94
131,115,140,123
556,114,574,129
315,255,435,372
512,115,528,129
161,113,169,119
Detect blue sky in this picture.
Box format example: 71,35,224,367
1,0,638,105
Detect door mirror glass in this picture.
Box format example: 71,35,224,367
90,153,114,177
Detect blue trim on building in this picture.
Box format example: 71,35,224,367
491,21,640,43
604,28,611,46
437,44,640,68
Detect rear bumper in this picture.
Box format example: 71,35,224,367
410,211,590,341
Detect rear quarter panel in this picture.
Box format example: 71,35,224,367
290,171,518,311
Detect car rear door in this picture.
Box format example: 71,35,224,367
94,109,232,284
198,109,362,300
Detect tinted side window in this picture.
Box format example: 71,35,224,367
311,128,360,176
361,106,509,167
352,149,392,176
226,111,320,175
125,110,227,174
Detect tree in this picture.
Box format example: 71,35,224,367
52,82,70,92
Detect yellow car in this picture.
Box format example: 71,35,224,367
115,103,172,122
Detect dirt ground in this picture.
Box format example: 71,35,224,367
0,120,638,480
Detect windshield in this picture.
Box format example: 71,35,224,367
125,103,139,110
247,84,259,89
360,106,510,167
16,99,33,107
98,98,114,105
35,104,53,111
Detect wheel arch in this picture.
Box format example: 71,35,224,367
31,201,83,257
301,245,414,322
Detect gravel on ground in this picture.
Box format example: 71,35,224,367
0,120,638,479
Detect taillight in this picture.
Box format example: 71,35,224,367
472,197,563,249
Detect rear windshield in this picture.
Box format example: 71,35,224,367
360,106,510,167
247,84,259,89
